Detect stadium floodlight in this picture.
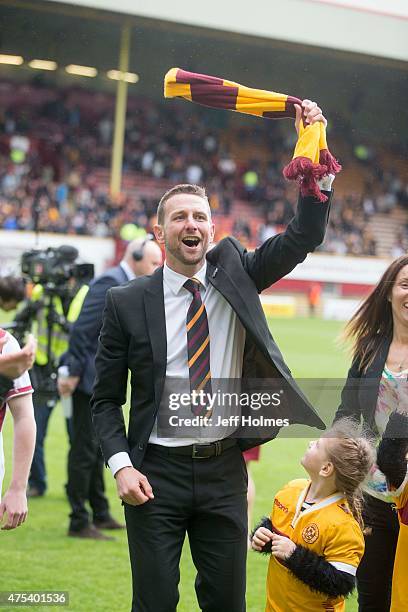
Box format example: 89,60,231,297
107,70,139,84
65,64,97,77
0,54,23,65
28,59,57,71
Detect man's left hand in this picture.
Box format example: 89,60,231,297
271,533,297,560
0,487,28,530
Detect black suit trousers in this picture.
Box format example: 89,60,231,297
66,389,110,531
124,443,248,612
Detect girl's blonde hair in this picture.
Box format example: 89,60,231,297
324,419,375,528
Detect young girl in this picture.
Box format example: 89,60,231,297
251,420,374,611
0,329,35,530
377,411,408,611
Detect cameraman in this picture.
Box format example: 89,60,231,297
13,265,90,499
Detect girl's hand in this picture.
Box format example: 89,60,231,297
271,533,297,560
251,526,273,551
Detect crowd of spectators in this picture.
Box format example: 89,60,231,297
0,79,407,257
323,168,408,256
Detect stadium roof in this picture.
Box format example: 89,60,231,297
1,0,407,146
43,0,408,62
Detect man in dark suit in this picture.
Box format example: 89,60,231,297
59,237,162,539
91,100,333,609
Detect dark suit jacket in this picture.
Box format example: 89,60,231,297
66,265,129,395
333,335,392,433
91,192,332,468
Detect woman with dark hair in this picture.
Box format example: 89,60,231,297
334,254,408,611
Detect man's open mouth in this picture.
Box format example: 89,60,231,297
182,237,200,248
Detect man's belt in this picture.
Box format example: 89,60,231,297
148,438,237,459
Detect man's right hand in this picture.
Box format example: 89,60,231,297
0,334,36,379
115,466,154,506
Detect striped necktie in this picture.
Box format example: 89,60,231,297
184,278,212,416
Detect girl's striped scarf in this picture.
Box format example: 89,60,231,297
164,68,341,202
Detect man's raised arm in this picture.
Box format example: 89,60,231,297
243,101,333,292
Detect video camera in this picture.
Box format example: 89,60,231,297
22,245,94,290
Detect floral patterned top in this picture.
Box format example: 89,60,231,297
364,365,408,503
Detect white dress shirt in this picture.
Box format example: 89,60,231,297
108,260,246,476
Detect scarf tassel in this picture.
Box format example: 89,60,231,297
283,150,341,202
319,148,342,175
283,157,329,202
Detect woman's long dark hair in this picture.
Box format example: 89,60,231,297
344,255,408,373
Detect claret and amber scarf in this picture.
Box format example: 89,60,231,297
164,68,341,202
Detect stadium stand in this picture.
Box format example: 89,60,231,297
1,80,407,256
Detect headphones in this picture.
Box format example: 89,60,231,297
132,233,154,262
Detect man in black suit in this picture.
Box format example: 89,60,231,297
92,100,333,609
59,237,162,539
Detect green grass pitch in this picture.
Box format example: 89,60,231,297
2,317,360,611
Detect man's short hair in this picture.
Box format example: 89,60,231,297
0,276,26,303
157,184,209,225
